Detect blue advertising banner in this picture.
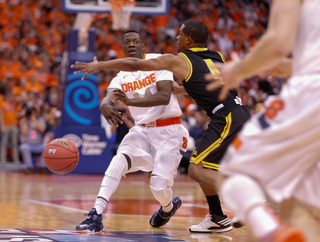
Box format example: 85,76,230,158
53,125,113,174
61,72,101,125
53,29,113,174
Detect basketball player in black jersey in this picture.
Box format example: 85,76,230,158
72,19,251,233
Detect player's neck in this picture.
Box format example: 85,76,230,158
188,44,205,49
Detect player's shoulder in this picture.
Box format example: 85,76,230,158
210,50,225,63
116,70,132,77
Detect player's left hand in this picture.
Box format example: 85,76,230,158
71,56,100,80
206,52,244,100
112,89,131,106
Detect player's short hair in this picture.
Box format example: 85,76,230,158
123,29,140,36
182,19,209,45
122,29,141,43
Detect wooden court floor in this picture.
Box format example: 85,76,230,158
0,169,256,242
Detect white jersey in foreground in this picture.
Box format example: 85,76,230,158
108,53,182,125
292,0,320,76
220,0,320,209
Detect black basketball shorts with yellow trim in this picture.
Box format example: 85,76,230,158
190,105,250,170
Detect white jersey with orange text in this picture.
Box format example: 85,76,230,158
108,53,182,125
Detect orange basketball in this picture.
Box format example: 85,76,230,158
43,138,79,174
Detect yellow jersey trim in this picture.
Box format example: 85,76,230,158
191,112,232,165
202,161,220,170
216,51,225,63
178,53,193,82
189,47,208,52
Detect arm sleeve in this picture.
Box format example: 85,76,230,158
155,70,174,82
108,75,122,89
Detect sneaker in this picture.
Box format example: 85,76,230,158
259,224,305,242
231,216,244,228
149,196,182,227
189,214,233,233
76,208,104,232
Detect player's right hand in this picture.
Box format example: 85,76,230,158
112,89,131,106
71,56,100,80
99,104,123,127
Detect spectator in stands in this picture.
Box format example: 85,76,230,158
189,108,207,145
0,91,22,165
19,105,48,174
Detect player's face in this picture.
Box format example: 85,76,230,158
177,24,188,52
121,32,144,58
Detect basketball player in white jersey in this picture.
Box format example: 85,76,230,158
206,0,320,241
75,30,189,232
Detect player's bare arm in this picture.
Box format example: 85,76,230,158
113,80,173,107
99,88,123,126
270,57,292,77
206,0,300,100
71,54,188,81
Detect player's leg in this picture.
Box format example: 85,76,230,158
187,136,232,232
149,124,188,227
76,153,130,232
76,127,149,232
149,174,182,227
188,165,232,233
279,198,319,242
221,174,305,242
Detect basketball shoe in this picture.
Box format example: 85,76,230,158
149,196,182,227
231,216,244,228
259,224,305,242
76,208,104,232
189,214,233,233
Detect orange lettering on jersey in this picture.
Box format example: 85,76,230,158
127,82,133,91
122,83,128,92
144,76,151,85
150,73,156,83
122,73,156,93
133,81,140,90
138,79,146,88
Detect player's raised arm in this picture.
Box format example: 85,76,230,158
71,54,185,81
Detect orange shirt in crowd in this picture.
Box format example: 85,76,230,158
0,101,21,126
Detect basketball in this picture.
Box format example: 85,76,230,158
43,138,80,174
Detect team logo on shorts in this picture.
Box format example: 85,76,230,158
48,149,56,155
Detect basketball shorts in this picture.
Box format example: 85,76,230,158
117,123,189,187
220,75,320,209
189,105,250,170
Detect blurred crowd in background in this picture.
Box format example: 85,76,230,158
0,0,287,172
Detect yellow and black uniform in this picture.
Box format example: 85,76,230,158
178,48,250,170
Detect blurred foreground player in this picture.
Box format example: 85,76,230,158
75,30,188,232
206,0,320,241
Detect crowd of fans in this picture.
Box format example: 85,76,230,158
0,0,286,173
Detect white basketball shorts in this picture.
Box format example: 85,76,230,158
117,123,189,187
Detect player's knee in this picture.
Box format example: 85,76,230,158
105,153,129,180
150,175,169,193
